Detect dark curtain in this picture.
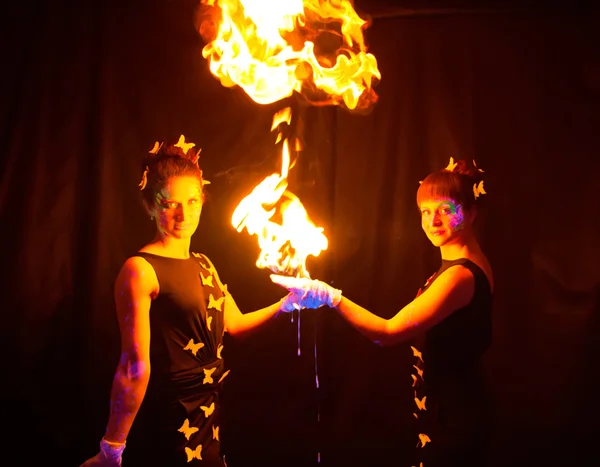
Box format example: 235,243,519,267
2,1,599,466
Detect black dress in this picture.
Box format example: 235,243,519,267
122,252,229,467
414,258,494,467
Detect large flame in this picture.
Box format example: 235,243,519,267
199,0,381,110
231,108,327,278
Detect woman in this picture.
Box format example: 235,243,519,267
80,137,299,467
272,159,494,466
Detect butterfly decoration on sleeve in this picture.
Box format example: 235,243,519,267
415,272,437,298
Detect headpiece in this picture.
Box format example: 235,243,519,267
138,135,210,190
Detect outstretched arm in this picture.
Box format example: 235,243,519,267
223,293,285,337
337,266,474,345
272,266,475,346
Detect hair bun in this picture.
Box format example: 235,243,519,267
453,159,484,182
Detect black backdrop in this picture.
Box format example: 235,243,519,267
2,1,599,466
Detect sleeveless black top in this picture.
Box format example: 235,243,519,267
421,258,493,381
124,252,229,467
412,258,494,466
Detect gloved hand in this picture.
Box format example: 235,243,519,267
271,275,342,308
80,440,125,467
279,291,306,313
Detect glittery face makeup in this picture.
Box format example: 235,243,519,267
152,176,203,239
419,198,465,247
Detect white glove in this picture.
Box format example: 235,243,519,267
80,439,125,467
271,275,342,308
279,291,306,313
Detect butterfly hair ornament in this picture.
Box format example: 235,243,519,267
139,136,211,189
139,166,149,191
444,156,458,172
471,159,486,199
174,134,211,186
442,157,487,200
139,140,163,191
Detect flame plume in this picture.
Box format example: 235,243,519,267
198,0,381,110
231,107,327,279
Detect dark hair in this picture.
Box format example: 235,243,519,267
140,139,205,207
416,159,485,212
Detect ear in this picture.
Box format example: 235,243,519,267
142,198,155,218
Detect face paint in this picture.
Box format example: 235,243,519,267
150,176,203,239
447,202,465,231
419,198,467,247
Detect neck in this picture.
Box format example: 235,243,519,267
147,233,192,259
439,232,480,261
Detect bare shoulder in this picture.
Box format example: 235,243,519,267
410,265,475,326
193,252,223,279
437,264,476,288
115,256,159,297
424,265,475,304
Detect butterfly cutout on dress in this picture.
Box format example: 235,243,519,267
218,369,230,384
417,433,431,448
178,419,199,440
208,294,225,311
212,425,219,441
411,346,424,362
193,253,229,295
184,339,205,356
196,254,217,276
415,396,427,411
185,444,203,462
200,272,213,287
203,367,216,384
207,316,213,331
192,252,214,274
217,344,223,359
200,402,215,418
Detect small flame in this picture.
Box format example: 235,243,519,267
231,110,327,278
199,0,381,110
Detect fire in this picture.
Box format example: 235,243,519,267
199,0,381,110
231,108,327,278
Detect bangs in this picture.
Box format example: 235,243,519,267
416,171,461,206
